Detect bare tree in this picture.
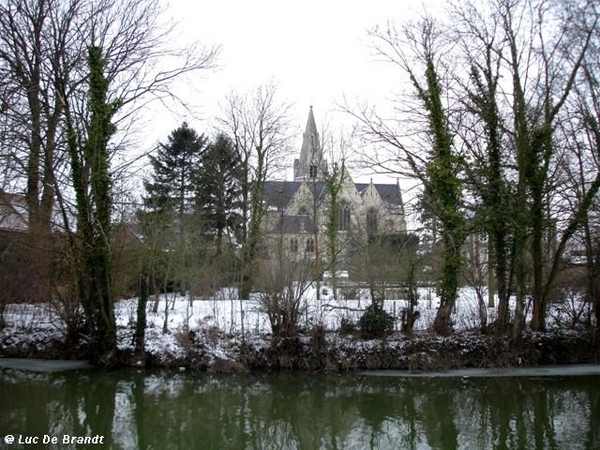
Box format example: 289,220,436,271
492,0,599,334
219,83,293,301
0,0,68,234
256,230,315,338
350,0,600,337
319,129,357,300
0,0,219,360
0,0,218,234
449,0,513,330
348,17,467,334
449,0,600,335
450,0,600,335
552,30,600,337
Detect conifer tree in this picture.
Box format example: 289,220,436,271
195,133,243,255
143,122,208,235
140,122,207,313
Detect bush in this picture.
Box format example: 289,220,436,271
339,317,357,335
359,303,394,338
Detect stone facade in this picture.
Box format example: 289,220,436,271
263,108,406,268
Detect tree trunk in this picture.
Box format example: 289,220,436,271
135,272,148,359
64,46,118,364
433,304,453,335
530,206,546,331
488,238,495,308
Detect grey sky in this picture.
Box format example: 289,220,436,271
153,1,437,135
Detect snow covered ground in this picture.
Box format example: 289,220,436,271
110,284,590,336
0,285,593,365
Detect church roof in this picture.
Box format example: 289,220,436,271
264,180,403,213
264,181,325,209
266,107,404,215
355,183,404,212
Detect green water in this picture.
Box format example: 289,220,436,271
1,368,599,449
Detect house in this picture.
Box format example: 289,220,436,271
0,189,28,232
262,107,406,270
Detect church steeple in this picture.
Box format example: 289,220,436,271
294,106,328,181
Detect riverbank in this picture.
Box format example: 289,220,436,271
1,321,598,373
1,292,598,372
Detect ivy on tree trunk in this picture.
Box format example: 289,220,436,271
413,60,466,335
65,45,119,364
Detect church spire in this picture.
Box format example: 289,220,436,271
305,105,318,139
294,106,328,181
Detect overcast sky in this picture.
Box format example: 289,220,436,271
140,0,441,185
161,1,446,124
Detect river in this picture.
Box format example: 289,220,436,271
1,366,599,449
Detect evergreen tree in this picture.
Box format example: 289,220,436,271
140,122,207,306
143,122,208,233
195,133,243,255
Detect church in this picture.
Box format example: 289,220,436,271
262,107,406,269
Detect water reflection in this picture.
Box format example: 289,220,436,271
1,369,598,449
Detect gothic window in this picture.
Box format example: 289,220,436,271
298,206,309,215
309,164,318,179
290,238,298,253
338,202,351,231
366,208,378,236
306,238,315,252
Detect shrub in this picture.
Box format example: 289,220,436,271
359,303,394,338
311,322,326,352
339,317,357,335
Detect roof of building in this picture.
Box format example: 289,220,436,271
264,180,326,209
355,182,404,212
264,180,403,213
266,107,404,215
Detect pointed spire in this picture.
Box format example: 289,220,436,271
305,106,317,138
294,106,328,181
300,106,319,164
